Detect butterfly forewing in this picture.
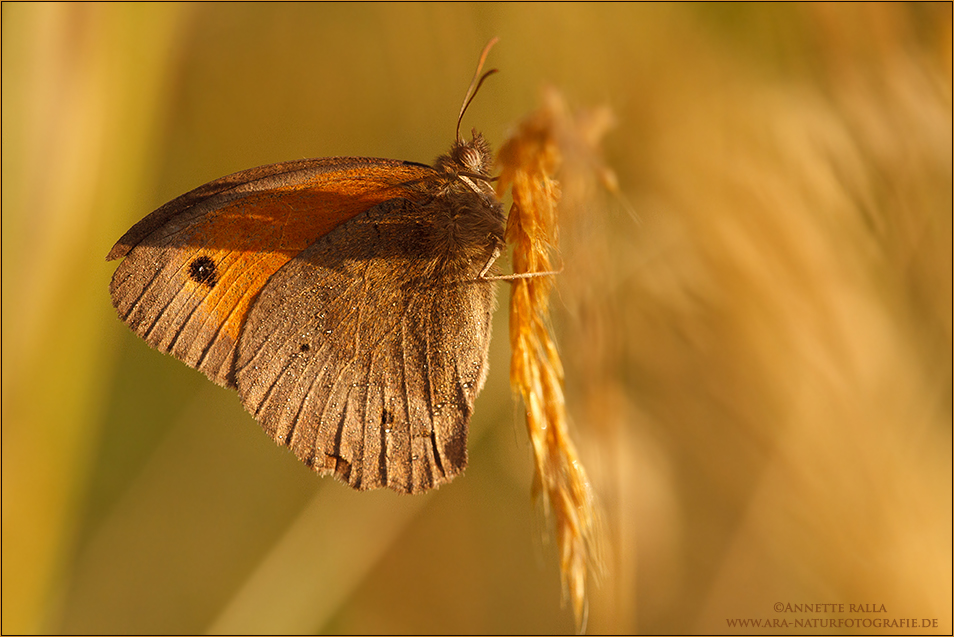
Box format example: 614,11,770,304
108,158,434,387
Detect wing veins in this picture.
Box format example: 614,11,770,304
140,230,228,343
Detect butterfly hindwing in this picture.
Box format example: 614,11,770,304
234,198,497,493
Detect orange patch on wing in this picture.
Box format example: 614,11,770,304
184,177,426,343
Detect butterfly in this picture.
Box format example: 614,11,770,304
107,40,505,494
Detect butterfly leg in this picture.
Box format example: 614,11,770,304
477,242,503,279
478,239,563,282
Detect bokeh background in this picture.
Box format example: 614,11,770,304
3,3,951,634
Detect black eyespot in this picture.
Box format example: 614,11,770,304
188,255,218,288
299,343,310,352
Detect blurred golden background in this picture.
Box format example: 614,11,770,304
3,3,951,634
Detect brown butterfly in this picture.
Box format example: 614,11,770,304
107,40,505,494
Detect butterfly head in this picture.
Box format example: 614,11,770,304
435,37,499,192
436,130,493,177
453,130,494,175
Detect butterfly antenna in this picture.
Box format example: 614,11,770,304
457,37,499,143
